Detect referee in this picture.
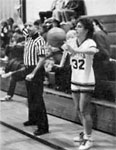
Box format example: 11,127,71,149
11,20,49,136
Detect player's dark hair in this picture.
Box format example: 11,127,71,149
76,17,94,39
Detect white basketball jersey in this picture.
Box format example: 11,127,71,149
68,38,97,92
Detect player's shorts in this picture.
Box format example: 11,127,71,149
71,82,95,93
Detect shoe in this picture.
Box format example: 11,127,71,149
34,129,49,136
79,139,93,150
23,121,37,126
0,95,12,101
73,132,84,142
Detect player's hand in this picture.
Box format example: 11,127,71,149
62,43,76,56
48,45,60,52
44,59,54,72
61,43,69,51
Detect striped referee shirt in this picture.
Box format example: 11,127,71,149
22,28,46,66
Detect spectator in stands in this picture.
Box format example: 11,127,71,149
0,29,25,101
92,19,116,100
44,0,86,31
7,17,14,39
60,14,77,33
52,18,61,27
43,18,71,92
7,17,14,30
92,19,110,80
52,0,86,23
39,0,60,23
65,0,86,18
52,29,76,92
52,47,71,93
41,24,52,41
69,15,77,29
1,21,10,48
51,0,66,22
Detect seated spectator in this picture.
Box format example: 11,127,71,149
69,15,77,29
53,49,71,93
65,0,86,18
53,29,77,92
39,0,60,23
39,11,53,24
7,17,14,31
7,17,14,39
44,46,71,93
41,24,52,41
0,21,10,49
1,18,15,49
45,29,77,93
52,18,61,27
0,29,25,101
92,19,115,101
52,0,86,23
60,14,77,32
93,19,110,80
51,0,67,22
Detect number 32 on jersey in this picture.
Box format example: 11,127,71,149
72,59,85,70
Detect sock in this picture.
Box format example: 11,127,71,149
84,134,93,141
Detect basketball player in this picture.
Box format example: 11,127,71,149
58,18,99,150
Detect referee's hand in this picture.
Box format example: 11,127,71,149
26,73,34,81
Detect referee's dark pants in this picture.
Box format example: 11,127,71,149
12,66,49,131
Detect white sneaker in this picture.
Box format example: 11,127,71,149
73,132,84,142
79,139,93,150
0,95,12,101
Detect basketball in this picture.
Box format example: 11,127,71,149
47,27,66,48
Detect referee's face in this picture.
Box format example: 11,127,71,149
27,23,38,36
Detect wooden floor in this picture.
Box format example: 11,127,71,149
0,91,116,150
0,125,55,150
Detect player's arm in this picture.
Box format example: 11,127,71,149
78,46,99,55
54,50,68,68
63,43,99,55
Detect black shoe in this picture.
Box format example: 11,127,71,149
23,121,37,126
34,129,49,136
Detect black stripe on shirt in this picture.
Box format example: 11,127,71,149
71,81,95,87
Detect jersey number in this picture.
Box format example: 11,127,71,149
72,59,85,69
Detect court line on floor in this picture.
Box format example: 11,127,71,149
0,121,67,150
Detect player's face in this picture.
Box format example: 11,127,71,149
75,22,88,39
